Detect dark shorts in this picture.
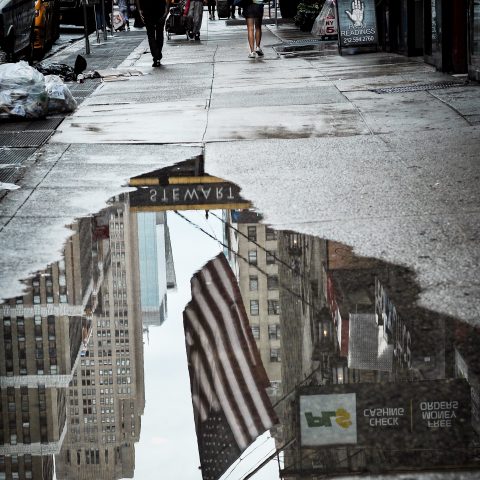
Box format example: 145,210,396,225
243,2,263,18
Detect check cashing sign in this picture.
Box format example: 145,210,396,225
299,380,471,448
336,0,378,48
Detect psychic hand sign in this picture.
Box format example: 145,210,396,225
345,0,365,27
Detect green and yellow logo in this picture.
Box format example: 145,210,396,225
305,408,352,429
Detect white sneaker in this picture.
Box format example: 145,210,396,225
255,47,264,57
248,51,256,58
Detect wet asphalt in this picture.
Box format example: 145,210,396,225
0,18,479,325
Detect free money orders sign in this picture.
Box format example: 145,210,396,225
299,380,471,448
336,0,378,48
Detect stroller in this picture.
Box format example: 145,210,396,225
165,0,190,40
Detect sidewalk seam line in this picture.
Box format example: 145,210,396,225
0,144,72,233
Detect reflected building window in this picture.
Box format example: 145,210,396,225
250,300,259,316
247,226,257,241
266,250,276,265
251,325,260,339
267,300,280,315
267,275,279,290
248,250,257,265
249,275,258,291
268,324,280,340
265,227,278,241
270,348,281,362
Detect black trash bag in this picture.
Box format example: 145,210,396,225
36,55,87,82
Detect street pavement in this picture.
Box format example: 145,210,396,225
0,17,479,326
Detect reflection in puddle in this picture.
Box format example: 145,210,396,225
1,158,480,479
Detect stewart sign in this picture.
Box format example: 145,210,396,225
129,182,250,211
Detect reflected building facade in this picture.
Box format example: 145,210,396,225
273,232,480,478
0,216,101,479
55,198,147,480
228,211,282,402
137,212,176,329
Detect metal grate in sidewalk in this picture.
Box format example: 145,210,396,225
0,166,23,184
0,148,36,165
371,82,466,94
0,131,53,148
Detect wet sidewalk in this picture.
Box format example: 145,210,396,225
1,17,479,325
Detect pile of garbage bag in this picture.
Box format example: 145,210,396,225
45,75,77,114
36,54,87,82
0,61,77,120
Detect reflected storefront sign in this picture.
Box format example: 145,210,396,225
299,380,472,450
129,182,249,212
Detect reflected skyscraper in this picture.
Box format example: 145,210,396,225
55,199,146,480
0,216,101,479
137,212,176,329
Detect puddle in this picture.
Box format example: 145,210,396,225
1,157,480,480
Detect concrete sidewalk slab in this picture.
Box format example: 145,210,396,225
343,90,470,134
205,102,370,141
51,100,208,144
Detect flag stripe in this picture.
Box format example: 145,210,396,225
191,280,264,441
209,257,260,369
186,324,220,415
195,266,275,433
183,253,278,480
185,306,252,448
209,258,271,388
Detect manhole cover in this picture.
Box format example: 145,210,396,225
371,82,465,94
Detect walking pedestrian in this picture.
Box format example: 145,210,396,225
95,0,113,32
228,0,235,18
243,0,263,58
118,0,130,30
208,0,216,20
137,0,171,66
187,0,203,40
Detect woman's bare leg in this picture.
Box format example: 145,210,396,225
254,17,262,48
247,18,255,52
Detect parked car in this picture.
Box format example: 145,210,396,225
0,0,35,60
33,0,60,58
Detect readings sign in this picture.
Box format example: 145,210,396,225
336,0,378,48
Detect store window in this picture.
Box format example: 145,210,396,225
473,1,480,57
